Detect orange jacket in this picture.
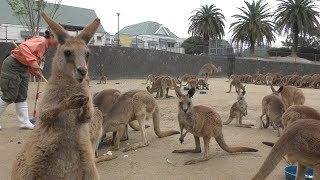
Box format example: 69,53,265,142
11,36,49,76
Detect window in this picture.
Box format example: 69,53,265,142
97,36,102,41
168,42,175,48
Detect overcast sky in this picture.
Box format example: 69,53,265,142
47,0,320,47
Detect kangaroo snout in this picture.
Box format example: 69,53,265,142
77,67,87,77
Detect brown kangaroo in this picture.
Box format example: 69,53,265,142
173,87,258,165
252,119,320,180
271,84,305,109
226,79,246,93
11,12,100,179
102,90,179,152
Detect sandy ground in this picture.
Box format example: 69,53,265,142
0,78,319,180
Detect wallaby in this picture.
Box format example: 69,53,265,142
226,79,246,93
252,119,320,180
173,87,258,165
223,90,251,128
11,12,100,179
102,90,179,152
271,84,305,109
259,91,285,137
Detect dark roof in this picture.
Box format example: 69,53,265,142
0,1,107,34
117,21,178,38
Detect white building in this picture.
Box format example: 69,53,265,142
0,1,110,45
115,21,185,53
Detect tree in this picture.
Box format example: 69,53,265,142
281,28,320,49
181,36,208,55
230,0,275,56
275,0,320,56
7,0,62,37
188,4,225,43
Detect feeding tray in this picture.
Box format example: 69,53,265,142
284,165,313,180
199,91,207,94
183,86,189,91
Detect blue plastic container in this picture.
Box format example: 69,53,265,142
284,165,313,180
199,91,207,94
30,118,36,125
183,86,189,91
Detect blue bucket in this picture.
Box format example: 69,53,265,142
199,91,207,94
183,86,189,91
284,165,313,180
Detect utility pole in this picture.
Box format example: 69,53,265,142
117,13,120,46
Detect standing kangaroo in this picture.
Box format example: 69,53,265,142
173,87,258,165
252,119,320,180
223,90,251,128
11,12,100,179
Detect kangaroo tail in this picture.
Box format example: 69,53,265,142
215,134,258,153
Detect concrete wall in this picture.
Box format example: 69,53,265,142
0,42,319,80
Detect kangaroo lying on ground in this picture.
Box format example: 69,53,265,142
226,79,246,93
103,90,179,152
223,90,251,128
173,87,258,165
11,12,100,179
271,85,305,109
252,119,320,180
259,88,285,137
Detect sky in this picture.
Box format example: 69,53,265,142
46,0,319,47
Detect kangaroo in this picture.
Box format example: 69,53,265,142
103,90,179,152
93,89,150,144
310,74,320,88
11,12,100,179
252,119,320,180
282,105,320,128
173,87,258,165
259,89,285,137
180,74,197,87
146,74,156,84
147,76,165,98
98,75,107,84
265,75,273,85
198,63,221,82
226,79,246,93
271,84,305,109
187,78,198,89
263,105,320,147
196,79,209,90
295,75,312,87
223,90,251,128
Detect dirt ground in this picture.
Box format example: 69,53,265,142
0,78,319,180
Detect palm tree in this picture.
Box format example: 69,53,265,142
188,4,225,43
275,0,319,56
230,0,275,56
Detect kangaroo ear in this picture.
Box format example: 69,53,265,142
278,86,284,93
41,12,69,44
187,87,195,98
78,18,101,44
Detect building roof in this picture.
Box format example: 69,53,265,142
118,21,178,38
0,1,107,34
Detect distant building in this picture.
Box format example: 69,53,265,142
115,21,184,53
0,1,110,45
